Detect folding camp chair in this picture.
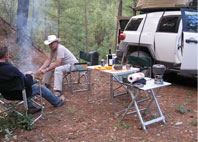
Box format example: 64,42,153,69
127,55,152,77
0,77,43,125
65,51,92,93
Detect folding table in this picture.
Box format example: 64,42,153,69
87,65,139,113
121,77,171,131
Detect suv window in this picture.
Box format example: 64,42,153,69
157,16,181,33
120,19,130,31
125,18,143,31
181,8,198,33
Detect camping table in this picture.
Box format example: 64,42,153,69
120,77,171,131
87,65,139,113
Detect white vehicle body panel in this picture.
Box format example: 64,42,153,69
119,10,197,76
155,33,178,63
181,32,198,70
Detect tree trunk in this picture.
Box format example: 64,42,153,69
118,0,122,17
84,0,88,52
9,0,15,26
114,0,122,53
132,0,137,16
30,0,34,40
44,0,47,51
57,1,61,37
16,0,30,46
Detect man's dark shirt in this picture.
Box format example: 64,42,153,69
0,62,34,100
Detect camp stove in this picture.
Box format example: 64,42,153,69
152,64,166,84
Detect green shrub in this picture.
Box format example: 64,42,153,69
176,105,188,114
190,120,197,126
0,111,34,136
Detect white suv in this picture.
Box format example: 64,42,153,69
117,8,197,77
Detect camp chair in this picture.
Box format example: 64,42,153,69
127,55,152,77
0,77,43,125
65,51,92,93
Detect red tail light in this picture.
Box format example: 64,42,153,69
119,33,126,40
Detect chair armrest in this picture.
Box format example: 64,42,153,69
74,62,87,65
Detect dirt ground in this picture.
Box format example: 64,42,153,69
1,71,197,142
0,18,197,142
2,71,197,142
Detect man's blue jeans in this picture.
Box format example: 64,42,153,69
28,84,62,108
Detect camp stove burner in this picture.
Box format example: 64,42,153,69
152,64,166,84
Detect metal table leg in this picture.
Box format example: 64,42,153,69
120,86,138,120
120,86,166,131
110,74,115,114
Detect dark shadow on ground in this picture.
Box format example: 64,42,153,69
164,72,197,88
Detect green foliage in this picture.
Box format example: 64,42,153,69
17,113,35,130
120,122,130,129
0,0,17,27
67,107,76,114
0,111,34,136
176,105,188,114
122,0,134,16
187,92,193,96
190,120,197,126
0,112,18,135
113,122,130,129
152,113,158,119
113,123,119,128
0,0,137,58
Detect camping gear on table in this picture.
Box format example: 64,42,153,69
152,64,166,84
127,72,145,83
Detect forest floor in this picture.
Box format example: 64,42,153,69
0,18,197,142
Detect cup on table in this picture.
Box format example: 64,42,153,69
101,59,105,67
126,64,131,70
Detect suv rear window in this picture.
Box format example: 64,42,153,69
125,18,143,31
157,16,181,33
120,20,130,31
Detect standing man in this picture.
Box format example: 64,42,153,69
0,45,64,114
38,35,78,98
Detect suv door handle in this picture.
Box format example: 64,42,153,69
185,39,198,44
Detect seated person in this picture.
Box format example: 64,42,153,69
0,44,64,114
38,35,79,98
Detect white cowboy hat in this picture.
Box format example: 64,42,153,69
44,35,61,45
